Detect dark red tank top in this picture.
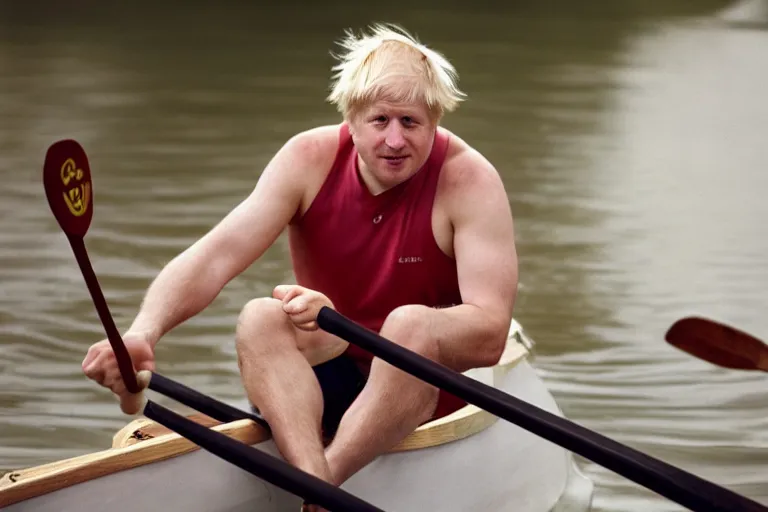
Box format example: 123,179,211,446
288,123,465,418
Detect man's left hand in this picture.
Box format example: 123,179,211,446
273,284,334,331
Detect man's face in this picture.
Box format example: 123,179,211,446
348,99,438,194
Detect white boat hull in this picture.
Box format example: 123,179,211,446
1,324,594,512
343,360,583,511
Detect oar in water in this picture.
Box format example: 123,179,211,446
666,316,768,373
317,307,768,512
43,139,382,512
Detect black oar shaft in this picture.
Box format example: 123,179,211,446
317,307,767,512
67,236,139,393
148,372,270,430
143,401,383,512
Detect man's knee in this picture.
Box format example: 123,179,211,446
380,305,438,360
376,307,441,418
235,298,289,354
235,297,346,365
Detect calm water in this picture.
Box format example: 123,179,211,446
1,1,767,510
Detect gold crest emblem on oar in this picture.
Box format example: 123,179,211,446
60,157,90,217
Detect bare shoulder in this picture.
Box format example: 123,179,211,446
437,127,508,205
269,123,343,216
280,124,341,169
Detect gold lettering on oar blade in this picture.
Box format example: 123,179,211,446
60,158,90,216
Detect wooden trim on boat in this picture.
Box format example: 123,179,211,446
390,338,527,451
0,334,528,508
497,332,529,367
0,419,260,508
111,413,223,448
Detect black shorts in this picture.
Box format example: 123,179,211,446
251,354,366,439
313,354,367,437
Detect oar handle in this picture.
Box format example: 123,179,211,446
317,307,767,512
68,235,140,394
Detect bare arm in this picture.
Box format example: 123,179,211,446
404,148,518,371
127,129,328,345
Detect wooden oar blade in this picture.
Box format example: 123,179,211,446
665,317,768,372
43,139,93,237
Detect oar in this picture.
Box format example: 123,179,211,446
43,140,267,428
43,139,383,512
665,316,768,372
317,307,768,512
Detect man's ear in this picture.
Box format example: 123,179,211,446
344,109,360,136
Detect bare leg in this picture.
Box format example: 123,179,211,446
324,308,440,485
235,298,346,481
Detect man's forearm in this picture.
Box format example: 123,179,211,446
392,303,512,372
127,250,229,346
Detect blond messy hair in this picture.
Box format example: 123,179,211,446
326,24,466,121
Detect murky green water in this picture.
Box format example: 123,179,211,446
1,1,767,510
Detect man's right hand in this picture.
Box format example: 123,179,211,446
82,332,157,415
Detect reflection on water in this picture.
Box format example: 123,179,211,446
1,1,767,510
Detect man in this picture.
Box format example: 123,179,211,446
81,23,518,505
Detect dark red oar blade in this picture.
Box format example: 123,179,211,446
42,140,139,393
43,139,93,237
665,317,768,372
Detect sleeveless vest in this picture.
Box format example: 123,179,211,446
288,123,465,418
